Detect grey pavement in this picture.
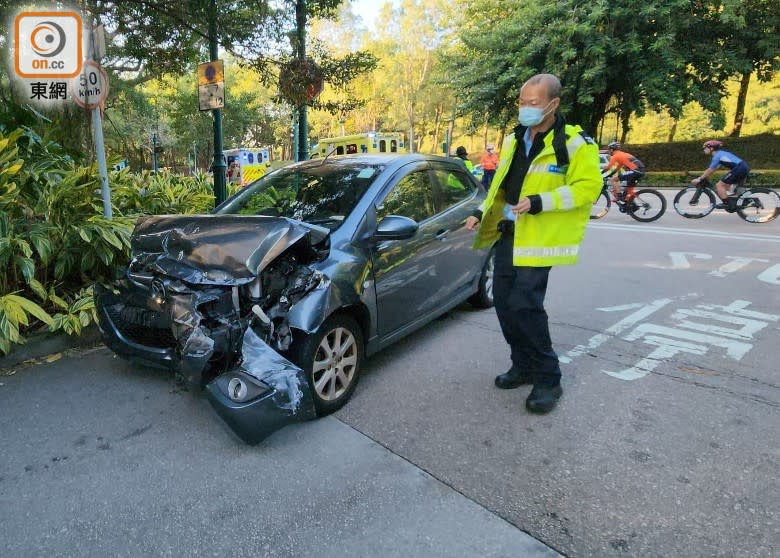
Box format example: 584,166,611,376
0,346,559,558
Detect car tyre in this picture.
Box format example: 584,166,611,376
290,314,364,416
468,247,495,309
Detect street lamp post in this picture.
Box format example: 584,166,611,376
209,0,227,205
295,0,308,161
152,132,159,172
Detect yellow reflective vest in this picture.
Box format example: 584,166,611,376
474,123,602,266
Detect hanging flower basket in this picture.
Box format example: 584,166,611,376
279,58,324,106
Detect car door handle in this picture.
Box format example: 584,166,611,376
435,229,448,240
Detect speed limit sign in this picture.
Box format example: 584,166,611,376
70,60,109,109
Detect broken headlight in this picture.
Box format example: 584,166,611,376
214,371,272,403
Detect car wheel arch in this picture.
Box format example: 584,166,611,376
287,310,366,415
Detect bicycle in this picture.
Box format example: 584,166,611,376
673,176,780,223
590,177,667,222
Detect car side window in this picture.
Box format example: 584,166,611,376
432,167,476,210
376,170,436,223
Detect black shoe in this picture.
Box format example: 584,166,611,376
494,370,532,389
525,385,563,413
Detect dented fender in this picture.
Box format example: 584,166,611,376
287,253,375,335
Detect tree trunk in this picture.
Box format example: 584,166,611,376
619,110,630,144
482,119,488,149
495,129,505,153
418,119,427,152
729,72,750,137
446,118,455,156
431,105,442,154
667,117,678,143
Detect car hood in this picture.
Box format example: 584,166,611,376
130,214,328,285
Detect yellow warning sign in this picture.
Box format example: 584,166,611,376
198,60,224,86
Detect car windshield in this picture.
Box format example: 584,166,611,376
214,161,385,230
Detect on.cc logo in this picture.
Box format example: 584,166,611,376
14,11,83,78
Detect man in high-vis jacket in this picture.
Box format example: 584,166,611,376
465,73,602,414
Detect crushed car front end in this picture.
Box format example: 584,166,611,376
95,214,331,443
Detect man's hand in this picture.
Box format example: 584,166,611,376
691,176,702,185
510,197,531,215
465,215,480,231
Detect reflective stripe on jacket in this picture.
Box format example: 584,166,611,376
473,124,602,267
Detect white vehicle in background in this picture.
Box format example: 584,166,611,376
310,132,406,158
225,147,271,186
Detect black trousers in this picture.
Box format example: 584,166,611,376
493,233,562,387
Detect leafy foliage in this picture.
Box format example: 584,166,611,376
0,128,219,355
443,0,779,137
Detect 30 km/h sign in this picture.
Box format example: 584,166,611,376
70,60,109,109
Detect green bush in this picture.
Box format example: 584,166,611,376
112,168,215,215
621,133,780,173
0,127,221,355
642,170,780,188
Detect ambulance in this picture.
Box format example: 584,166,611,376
224,147,271,186
310,132,406,158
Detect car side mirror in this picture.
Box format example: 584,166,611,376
373,215,418,241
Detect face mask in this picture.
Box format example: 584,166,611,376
518,100,554,126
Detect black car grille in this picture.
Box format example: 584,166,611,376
105,305,177,348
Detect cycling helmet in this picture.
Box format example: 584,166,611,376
703,140,723,150
607,141,621,150
455,146,468,158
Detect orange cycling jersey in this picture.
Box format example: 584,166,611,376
480,151,499,170
607,150,644,172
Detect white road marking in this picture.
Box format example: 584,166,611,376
564,298,779,381
588,222,780,243
646,251,711,270
559,295,696,364
709,256,770,277
757,263,780,285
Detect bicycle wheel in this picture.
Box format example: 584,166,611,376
628,189,666,222
736,187,780,223
674,186,716,218
590,190,611,219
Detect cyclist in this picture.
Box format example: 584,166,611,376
603,142,645,200
691,140,750,212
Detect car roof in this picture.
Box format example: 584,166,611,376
295,153,458,172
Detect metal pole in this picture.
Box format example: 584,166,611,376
192,141,197,173
209,0,226,205
93,107,112,219
295,0,308,161
292,113,299,162
446,118,455,156
89,23,112,219
152,132,159,172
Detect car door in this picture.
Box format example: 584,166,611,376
371,163,446,337
429,162,487,303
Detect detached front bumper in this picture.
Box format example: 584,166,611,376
205,328,316,444
96,283,315,444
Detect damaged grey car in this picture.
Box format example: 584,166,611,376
96,153,494,443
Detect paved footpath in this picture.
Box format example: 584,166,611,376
0,346,559,557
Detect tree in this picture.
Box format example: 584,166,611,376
443,0,763,139
370,0,451,152
719,0,780,136
0,0,378,166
